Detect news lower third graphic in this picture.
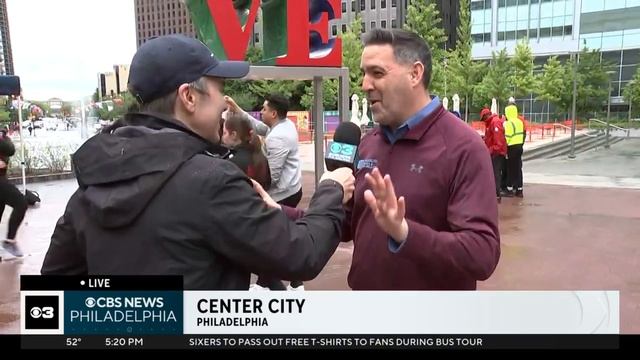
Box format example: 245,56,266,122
18,276,622,350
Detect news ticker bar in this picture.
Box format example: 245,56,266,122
16,335,622,350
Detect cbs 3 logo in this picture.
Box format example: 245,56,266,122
30,306,55,319
330,143,355,156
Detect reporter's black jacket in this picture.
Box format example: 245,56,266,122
41,112,345,289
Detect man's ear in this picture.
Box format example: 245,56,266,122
411,62,425,87
177,84,196,112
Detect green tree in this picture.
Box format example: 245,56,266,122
61,102,74,117
300,79,338,110
342,14,364,100
510,40,536,115
92,88,100,103
0,110,10,123
404,0,448,95
447,0,481,120
623,66,640,118
30,101,50,117
535,56,568,122
573,48,610,117
477,49,512,112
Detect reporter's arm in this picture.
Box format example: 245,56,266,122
205,161,345,281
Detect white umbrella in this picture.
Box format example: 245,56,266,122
350,94,360,125
361,97,371,126
452,94,460,113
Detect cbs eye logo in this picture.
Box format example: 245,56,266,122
25,295,59,330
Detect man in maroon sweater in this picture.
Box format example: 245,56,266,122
345,29,500,290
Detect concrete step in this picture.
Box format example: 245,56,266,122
523,131,626,161
547,136,625,159
523,131,600,161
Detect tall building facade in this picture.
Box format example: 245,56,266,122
0,0,14,75
470,0,640,120
98,72,118,101
97,65,131,100
134,0,196,48
114,64,130,95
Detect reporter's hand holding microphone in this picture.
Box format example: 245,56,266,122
320,168,355,204
252,167,355,208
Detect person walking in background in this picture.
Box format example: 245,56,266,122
480,108,507,203
0,127,28,259
504,97,525,198
225,94,305,291
221,113,271,191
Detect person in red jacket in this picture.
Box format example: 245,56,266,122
480,108,507,202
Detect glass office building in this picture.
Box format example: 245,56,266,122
471,0,640,120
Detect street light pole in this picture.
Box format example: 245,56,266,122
605,78,612,149
629,80,635,138
569,52,578,159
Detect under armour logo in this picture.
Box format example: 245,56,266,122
410,164,424,173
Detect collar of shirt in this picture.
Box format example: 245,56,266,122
382,96,441,144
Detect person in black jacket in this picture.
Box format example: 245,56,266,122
221,113,271,191
0,127,28,259
40,35,355,290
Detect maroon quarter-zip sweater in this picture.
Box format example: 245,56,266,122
343,105,500,290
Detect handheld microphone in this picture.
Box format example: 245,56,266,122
325,121,361,171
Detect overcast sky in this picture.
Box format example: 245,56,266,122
7,0,137,101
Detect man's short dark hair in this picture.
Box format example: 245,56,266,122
363,28,432,89
265,94,290,119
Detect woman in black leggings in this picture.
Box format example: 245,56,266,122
0,130,27,258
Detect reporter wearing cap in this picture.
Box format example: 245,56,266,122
41,35,354,290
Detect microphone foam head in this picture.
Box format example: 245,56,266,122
334,121,362,146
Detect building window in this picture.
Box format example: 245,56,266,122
371,21,376,29
539,27,551,38
371,0,376,10
381,20,387,28
342,1,347,13
361,0,366,11
392,0,397,7
352,0,356,12
392,19,397,28
564,25,572,37
342,24,347,33
332,25,338,36
361,22,366,32
254,33,260,43
382,0,386,8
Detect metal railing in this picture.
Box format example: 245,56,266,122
588,118,630,136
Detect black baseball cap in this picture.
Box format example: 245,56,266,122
128,35,250,104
